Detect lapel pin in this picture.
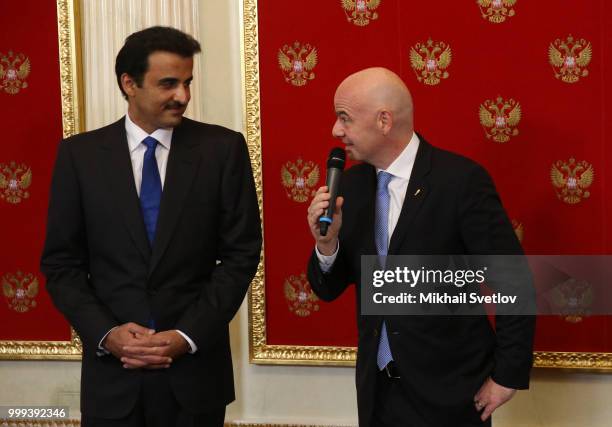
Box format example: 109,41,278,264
414,189,421,197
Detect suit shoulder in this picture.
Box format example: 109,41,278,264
63,121,116,143
180,118,243,142
425,145,500,201
430,145,490,178
180,119,249,165
59,119,124,155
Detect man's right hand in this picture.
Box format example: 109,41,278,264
102,322,172,369
307,186,344,255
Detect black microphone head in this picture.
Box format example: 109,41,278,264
327,147,346,170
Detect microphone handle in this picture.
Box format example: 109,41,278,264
320,221,329,237
319,167,342,236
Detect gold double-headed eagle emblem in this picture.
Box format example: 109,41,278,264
284,273,319,317
409,38,452,86
479,96,522,143
0,51,31,95
549,35,592,84
547,278,592,324
3,271,39,313
341,0,381,26
0,161,32,204
278,42,318,87
550,158,594,205
477,0,517,24
281,158,320,203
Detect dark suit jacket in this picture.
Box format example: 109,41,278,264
308,135,534,427
41,117,261,418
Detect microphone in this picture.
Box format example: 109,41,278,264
319,147,346,236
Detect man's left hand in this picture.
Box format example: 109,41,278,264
122,330,190,369
473,377,516,421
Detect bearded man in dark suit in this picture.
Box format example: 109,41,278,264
41,26,261,427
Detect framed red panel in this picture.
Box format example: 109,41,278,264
244,0,612,368
0,0,84,360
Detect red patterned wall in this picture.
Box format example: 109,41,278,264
0,2,71,342
257,0,612,353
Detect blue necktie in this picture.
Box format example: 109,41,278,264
375,171,394,370
140,136,162,245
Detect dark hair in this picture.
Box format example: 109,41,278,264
115,26,201,99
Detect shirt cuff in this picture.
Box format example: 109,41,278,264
176,330,197,354
97,326,117,357
315,242,339,273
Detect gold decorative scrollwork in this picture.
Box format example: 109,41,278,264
56,0,84,138
0,329,82,360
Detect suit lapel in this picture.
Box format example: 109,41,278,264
388,136,432,255
149,121,200,275
361,166,378,256
99,118,151,261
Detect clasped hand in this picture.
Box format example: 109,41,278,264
103,322,190,369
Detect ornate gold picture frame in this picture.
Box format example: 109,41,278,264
241,0,612,370
241,0,355,368
0,0,83,361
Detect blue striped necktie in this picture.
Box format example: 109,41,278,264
375,171,394,370
139,136,162,245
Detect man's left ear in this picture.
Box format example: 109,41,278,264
378,110,393,135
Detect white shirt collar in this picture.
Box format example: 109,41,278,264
125,113,173,153
377,132,420,180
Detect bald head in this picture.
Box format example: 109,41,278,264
332,67,414,169
337,67,414,133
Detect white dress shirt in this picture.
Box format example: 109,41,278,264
98,114,197,355
125,113,173,194
317,132,420,270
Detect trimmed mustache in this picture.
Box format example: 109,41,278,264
164,102,186,110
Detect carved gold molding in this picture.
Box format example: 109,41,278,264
241,0,612,371
0,0,84,361
534,351,612,370
0,329,82,361
57,0,85,137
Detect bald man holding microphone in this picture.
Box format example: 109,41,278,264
307,68,535,427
